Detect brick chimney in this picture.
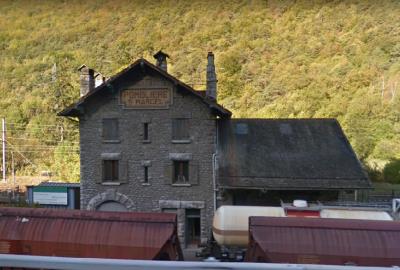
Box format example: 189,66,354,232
153,50,169,72
78,65,95,97
94,72,106,87
206,52,217,100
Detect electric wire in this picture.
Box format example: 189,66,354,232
5,140,38,168
7,136,79,144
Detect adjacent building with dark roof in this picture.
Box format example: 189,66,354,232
59,51,370,251
217,119,370,206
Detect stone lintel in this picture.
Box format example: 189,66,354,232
101,153,121,160
169,153,192,160
159,200,204,209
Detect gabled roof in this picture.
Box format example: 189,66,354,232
58,58,231,118
217,118,371,190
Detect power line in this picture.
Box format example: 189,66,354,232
6,128,78,134
6,150,79,153
8,136,79,142
8,123,80,130
6,145,80,149
6,122,71,128
6,131,78,138
5,140,38,169
6,127,79,133
7,136,79,144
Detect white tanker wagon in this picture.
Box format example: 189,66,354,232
200,203,393,261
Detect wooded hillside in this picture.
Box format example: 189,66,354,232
0,0,399,182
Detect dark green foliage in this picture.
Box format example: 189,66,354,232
383,159,400,184
365,165,383,183
0,0,399,181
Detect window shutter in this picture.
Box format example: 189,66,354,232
98,160,104,183
103,118,119,140
120,159,128,183
172,119,178,140
164,163,173,184
189,161,199,185
111,120,118,139
182,119,189,139
172,119,189,140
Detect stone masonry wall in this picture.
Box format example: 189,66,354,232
79,73,216,247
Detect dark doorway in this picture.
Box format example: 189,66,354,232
185,209,200,248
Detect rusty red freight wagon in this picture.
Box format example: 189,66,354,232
0,207,183,260
246,216,400,266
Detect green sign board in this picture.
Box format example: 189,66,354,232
33,186,68,205
33,186,67,193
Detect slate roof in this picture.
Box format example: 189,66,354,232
217,119,371,190
58,58,231,118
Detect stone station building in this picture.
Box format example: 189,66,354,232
59,51,370,249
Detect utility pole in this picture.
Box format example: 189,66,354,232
11,151,15,199
60,126,64,142
2,118,5,183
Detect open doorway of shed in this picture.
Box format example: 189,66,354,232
185,209,200,248
96,201,128,212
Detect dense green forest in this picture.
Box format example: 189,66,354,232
0,0,399,183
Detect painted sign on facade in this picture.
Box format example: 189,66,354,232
33,186,68,205
121,88,171,109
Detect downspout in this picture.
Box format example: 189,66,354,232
212,119,219,212
212,153,217,212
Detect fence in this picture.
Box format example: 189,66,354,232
338,183,400,206
0,190,26,206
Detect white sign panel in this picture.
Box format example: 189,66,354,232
33,192,68,205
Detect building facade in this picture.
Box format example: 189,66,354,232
216,118,371,206
60,52,230,247
59,51,370,249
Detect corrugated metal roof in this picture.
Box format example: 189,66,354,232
38,182,80,188
217,118,370,190
246,216,400,266
26,182,80,188
0,207,182,260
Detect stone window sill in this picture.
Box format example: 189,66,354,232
103,140,121,144
171,183,191,187
141,183,151,186
101,182,121,186
142,140,151,144
172,139,191,144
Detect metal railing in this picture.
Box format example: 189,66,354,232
0,254,398,270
